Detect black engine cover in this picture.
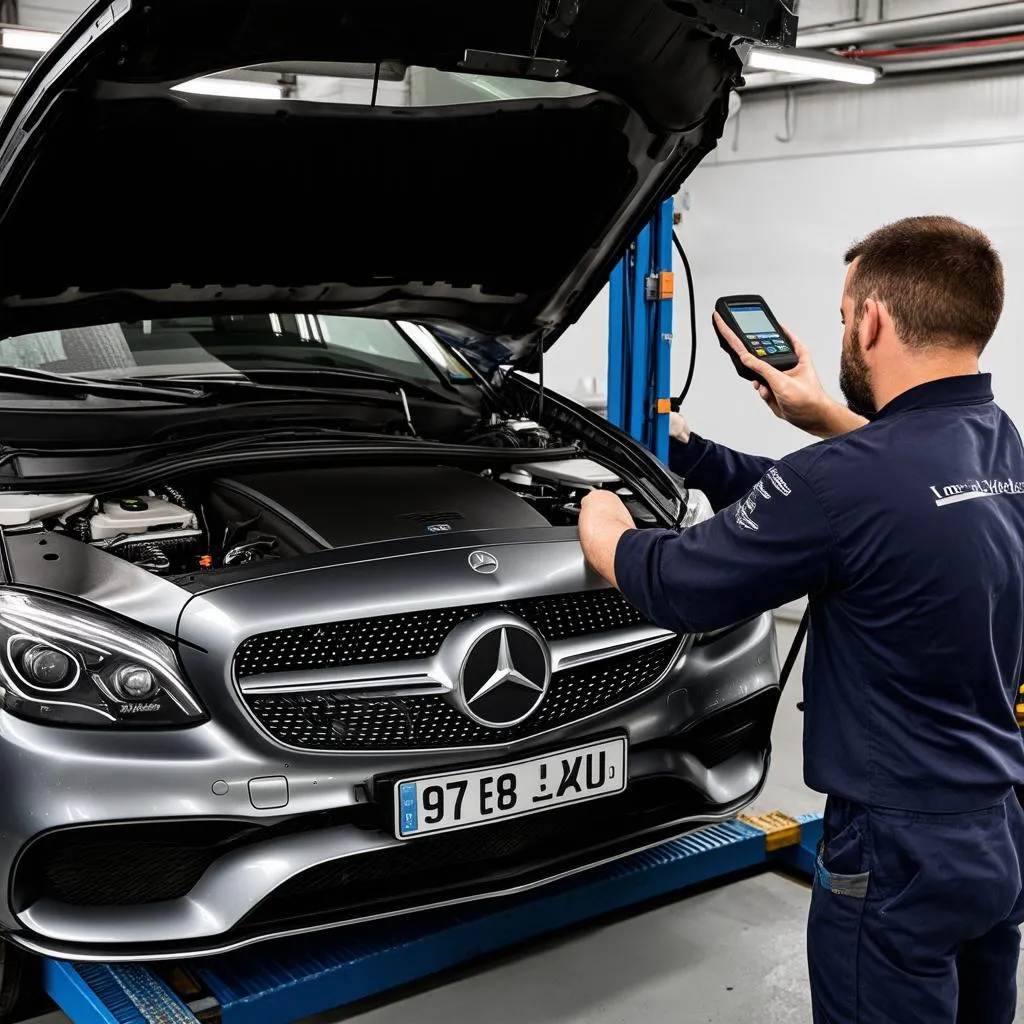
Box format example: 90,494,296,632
210,466,549,556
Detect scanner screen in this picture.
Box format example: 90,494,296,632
729,304,791,355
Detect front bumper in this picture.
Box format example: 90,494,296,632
0,614,780,961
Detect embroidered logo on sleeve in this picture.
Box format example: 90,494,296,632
735,493,760,531
767,467,792,496
735,466,792,531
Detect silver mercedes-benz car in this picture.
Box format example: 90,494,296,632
0,0,795,987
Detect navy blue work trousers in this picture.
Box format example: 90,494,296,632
808,793,1024,1023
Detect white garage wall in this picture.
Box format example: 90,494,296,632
15,0,84,33
552,69,1024,461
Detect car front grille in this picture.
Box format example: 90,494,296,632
234,589,650,679
245,638,680,751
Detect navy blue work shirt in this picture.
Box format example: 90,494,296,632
614,374,1024,812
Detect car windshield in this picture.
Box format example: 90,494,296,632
0,314,470,385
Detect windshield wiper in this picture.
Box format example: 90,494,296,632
0,366,208,403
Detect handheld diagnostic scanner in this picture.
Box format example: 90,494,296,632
714,295,798,382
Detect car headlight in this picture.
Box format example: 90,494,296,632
0,590,206,727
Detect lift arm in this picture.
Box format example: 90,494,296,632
607,197,675,462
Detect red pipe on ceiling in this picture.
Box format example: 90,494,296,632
844,33,1024,59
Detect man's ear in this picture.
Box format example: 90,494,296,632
859,298,882,352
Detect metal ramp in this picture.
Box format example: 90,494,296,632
40,811,821,1024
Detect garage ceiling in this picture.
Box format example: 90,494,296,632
12,0,1024,36
7,0,1024,96
17,0,1022,33
799,0,1024,31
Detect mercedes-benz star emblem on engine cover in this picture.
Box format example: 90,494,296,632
457,624,551,728
468,550,499,574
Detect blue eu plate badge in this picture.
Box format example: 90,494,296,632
399,782,419,834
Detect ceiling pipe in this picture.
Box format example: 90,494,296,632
798,2,1024,49
847,33,1024,59
877,46,1024,74
905,21,1024,44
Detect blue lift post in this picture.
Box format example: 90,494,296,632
40,201,822,1024
42,814,822,1024
608,196,675,463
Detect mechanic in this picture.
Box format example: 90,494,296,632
578,215,1024,1024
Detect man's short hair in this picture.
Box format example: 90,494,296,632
844,216,1004,353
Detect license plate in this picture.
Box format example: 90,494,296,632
393,736,627,840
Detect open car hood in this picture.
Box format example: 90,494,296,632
0,0,795,369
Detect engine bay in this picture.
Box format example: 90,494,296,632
0,455,666,579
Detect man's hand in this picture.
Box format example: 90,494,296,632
578,489,636,588
713,311,868,439
669,411,690,444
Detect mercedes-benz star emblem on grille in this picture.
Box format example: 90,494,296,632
468,550,499,574
458,624,551,728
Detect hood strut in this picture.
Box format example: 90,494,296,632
370,61,381,106
536,330,546,424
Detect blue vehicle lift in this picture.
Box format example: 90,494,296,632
607,197,677,463
32,203,821,1024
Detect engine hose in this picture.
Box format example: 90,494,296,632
161,484,190,509
134,544,171,574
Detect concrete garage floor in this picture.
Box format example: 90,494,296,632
27,618,1024,1024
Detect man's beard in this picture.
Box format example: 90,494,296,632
839,329,876,417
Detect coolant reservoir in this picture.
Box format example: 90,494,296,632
512,459,620,489
90,496,196,540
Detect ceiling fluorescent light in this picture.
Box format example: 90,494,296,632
746,47,881,85
173,78,283,100
1,26,59,53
